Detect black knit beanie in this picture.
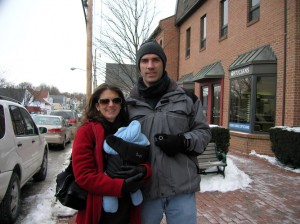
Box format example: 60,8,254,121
136,39,167,71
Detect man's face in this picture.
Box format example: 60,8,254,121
139,54,164,87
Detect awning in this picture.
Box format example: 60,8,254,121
192,61,224,82
177,72,194,84
229,45,277,71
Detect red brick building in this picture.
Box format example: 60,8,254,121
152,0,300,155
149,16,179,81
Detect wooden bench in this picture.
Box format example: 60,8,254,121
197,142,227,177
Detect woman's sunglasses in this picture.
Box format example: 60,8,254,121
98,97,122,105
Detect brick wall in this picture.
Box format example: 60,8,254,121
154,16,179,81
230,131,273,156
176,0,299,154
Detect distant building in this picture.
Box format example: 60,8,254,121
0,88,30,105
105,63,139,96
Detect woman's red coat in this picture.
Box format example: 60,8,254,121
72,121,151,224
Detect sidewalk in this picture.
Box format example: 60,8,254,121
57,151,300,224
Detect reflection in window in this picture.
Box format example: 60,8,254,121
220,0,228,37
200,15,206,49
201,86,208,118
10,105,25,135
186,28,191,57
254,76,276,132
212,84,221,125
0,105,5,139
249,0,260,22
230,77,251,123
20,108,37,135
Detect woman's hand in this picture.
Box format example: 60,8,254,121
115,165,146,179
106,135,149,164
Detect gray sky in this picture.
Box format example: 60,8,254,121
0,0,176,93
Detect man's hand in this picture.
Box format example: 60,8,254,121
154,133,188,157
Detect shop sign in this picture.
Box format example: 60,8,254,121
230,66,250,77
229,122,250,132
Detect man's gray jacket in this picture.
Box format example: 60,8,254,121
127,79,212,200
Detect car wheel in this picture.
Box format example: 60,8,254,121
61,136,66,149
0,173,20,224
33,148,48,181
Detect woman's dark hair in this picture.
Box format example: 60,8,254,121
82,83,129,124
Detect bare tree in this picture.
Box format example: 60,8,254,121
16,82,34,89
95,0,157,93
0,71,14,88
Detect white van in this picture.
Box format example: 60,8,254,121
0,96,48,224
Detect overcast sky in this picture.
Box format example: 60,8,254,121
0,0,177,94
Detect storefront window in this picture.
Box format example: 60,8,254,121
254,76,276,132
229,77,251,132
229,75,276,133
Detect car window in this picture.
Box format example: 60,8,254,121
0,105,5,139
19,108,38,135
10,105,38,136
50,111,77,120
10,105,26,136
51,111,70,119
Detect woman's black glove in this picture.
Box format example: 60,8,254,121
105,155,123,178
114,165,146,179
122,173,144,194
154,133,189,157
106,135,149,164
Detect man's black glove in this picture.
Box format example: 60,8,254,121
154,133,189,157
114,165,146,179
106,135,149,164
122,173,144,194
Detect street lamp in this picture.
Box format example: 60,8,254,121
70,67,91,104
70,67,85,71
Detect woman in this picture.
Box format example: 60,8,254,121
72,83,151,224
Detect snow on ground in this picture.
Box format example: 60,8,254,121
21,150,299,223
250,150,300,173
200,157,252,192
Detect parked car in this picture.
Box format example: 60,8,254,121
32,114,72,149
49,110,79,138
0,95,48,224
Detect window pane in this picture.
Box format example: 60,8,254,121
249,0,260,21
10,105,25,136
229,77,251,124
222,0,228,26
186,28,191,57
201,15,206,48
202,16,206,39
20,108,37,135
0,105,4,139
251,0,260,7
254,76,276,132
201,86,208,118
212,84,220,125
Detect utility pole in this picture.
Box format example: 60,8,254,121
86,0,93,103
93,48,97,91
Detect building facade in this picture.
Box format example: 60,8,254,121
149,16,180,81
154,0,300,155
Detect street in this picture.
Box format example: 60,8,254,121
15,142,73,224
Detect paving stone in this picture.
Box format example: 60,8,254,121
57,151,300,223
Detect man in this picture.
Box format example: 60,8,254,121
126,40,212,224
